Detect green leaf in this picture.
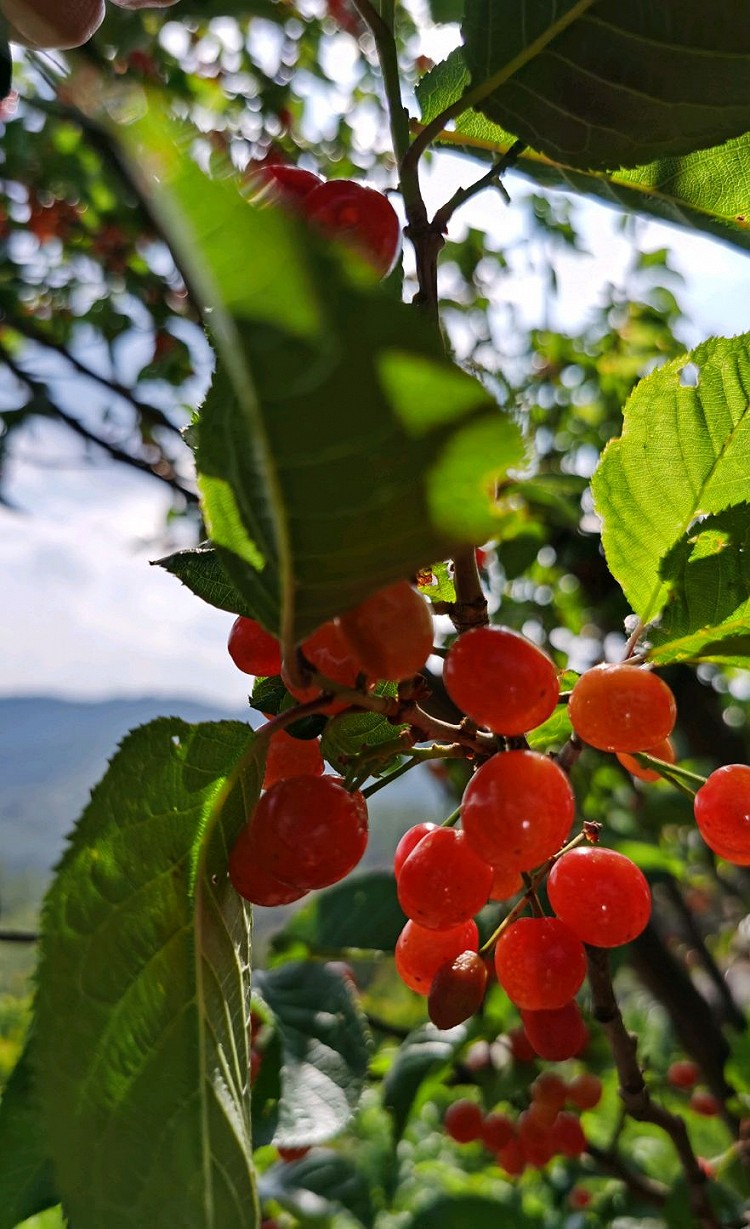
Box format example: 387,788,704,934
154,543,256,618
383,1023,467,1139
32,719,261,1229
320,687,406,776
416,560,456,604
253,963,371,1149
120,102,524,647
0,1042,57,1229
417,50,750,255
427,0,464,22
461,0,750,173
274,872,407,955
406,1194,539,1229
591,334,750,625
525,702,572,751
647,504,750,666
260,1152,375,1229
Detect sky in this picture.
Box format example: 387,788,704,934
2,21,750,706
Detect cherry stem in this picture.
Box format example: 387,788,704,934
448,547,490,634
634,753,705,795
479,828,591,954
440,805,462,828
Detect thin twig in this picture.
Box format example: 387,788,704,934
585,1141,667,1207
432,140,526,232
448,547,489,633
587,947,721,1229
0,930,39,943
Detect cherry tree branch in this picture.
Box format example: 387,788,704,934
587,946,721,1229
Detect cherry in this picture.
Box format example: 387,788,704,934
3,0,104,48
547,847,651,947
493,917,586,1010
568,1187,592,1211
617,737,676,782
480,1111,514,1152
428,950,488,1029
249,163,322,203
303,180,401,278
397,827,493,929
689,1091,720,1117
461,750,575,872
443,1099,483,1144
249,775,368,890
496,1137,526,1176
667,1060,700,1090
229,821,309,907
489,864,524,902
517,1109,555,1167
228,616,282,677
520,1001,589,1061
549,1111,587,1158
262,729,324,790
566,1072,603,1111
506,1026,536,1063
443,626,560,736
393,822,438,878
337,581,433,681
531,1072,568,1115
395,918,479,995
694,765,750,863
568,662,677,752
283,620,366,707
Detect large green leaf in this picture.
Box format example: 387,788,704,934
120,103,524,647
383,1023,467,1138
260,1152,375,1228
460,0,750,172
648,504,750,666
253,963,371,1149
274,872,407,956
590,334,750,626
417,50,750,255
31,719,261,1229
406,1194,541,1229
0,1042,57,1229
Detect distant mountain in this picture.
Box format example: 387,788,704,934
0,695,446,888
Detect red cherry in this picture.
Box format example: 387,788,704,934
493,917,586,1010
506,1026,536,1063
249,775,368,890
443,1099,483,1144
461,750,575,872
303,180,401,278
393,822,439,878
228,616,282,677
516,1109,555,1168
497,1136,526,1176
262,729,324,790
566,1072,603,1110
520,1001,589,1061
249,163,322,203
4,0,104,48
395,918,478,995
568,663,677,753
443,626,560,735
568,1187,592,1211
531,1072,568,1113
617,737,676,782
428,950,488,1029
689,1091,720,1117
229,822,308,907
549,1111,587,1158
277,1145,310,1162
480,1111,514,1152
667,1060,700,1090
694,765,750,863
397,827,493,929
337,581,433,681
283,620,366,709
547,847,651,948
488,864,524,902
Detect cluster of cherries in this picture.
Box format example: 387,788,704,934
249,162,401,278
443,1069,600,1176
225,573,750,1061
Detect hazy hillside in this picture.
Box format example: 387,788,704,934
0,694,446,890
